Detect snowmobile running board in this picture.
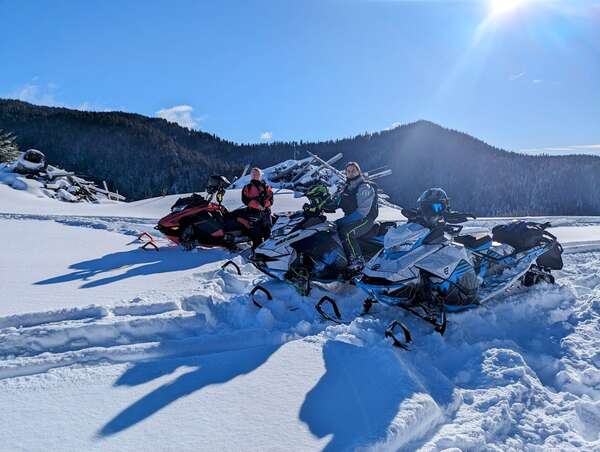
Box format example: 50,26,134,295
250,285,273,308
385,320,413,350
221,260,242,275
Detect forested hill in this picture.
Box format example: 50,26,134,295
1,98,599,216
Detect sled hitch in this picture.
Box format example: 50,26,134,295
315,296,346,324
385,320,412,350
250,285,273,308
221,260,242,275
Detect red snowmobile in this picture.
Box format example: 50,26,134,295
149,176,255,250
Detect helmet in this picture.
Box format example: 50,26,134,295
304,184,330,214
306,184,329,201
417,188,449,226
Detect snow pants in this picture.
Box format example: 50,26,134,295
336,217,373,262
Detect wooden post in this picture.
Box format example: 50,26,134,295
103,181,111,200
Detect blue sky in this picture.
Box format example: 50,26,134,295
1,0,599,152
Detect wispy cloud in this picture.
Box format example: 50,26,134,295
519,144,600,157
384,121,402,131
7,81,108,111
509,72,525,81
259,131,273,142
9,82,61,107
155,105,202,130
532,79,544,84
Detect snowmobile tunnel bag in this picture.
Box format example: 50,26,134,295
492,221,549,252
536,241,564,270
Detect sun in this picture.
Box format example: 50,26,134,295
489,0,526,16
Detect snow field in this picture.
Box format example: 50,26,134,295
1,249,599,449
2,177,600,450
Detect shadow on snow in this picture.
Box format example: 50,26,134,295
98,343,281,437
299,340,454,451
34,247,228,288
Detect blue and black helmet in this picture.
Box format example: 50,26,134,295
417,188,449,221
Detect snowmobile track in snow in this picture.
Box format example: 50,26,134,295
1,251,598,387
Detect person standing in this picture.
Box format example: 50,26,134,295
240,167,274,248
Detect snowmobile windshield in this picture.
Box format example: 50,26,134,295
383,222,430,253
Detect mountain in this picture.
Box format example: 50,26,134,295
1,98,599,216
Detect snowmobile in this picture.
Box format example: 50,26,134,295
248,183,398,304
147,175,255,251
353,209,563,349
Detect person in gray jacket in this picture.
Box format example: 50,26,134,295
328,161,379,273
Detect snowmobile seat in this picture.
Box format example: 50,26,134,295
358,222,387,246
171,193,208,211
301,215,327,229
454,234,492,251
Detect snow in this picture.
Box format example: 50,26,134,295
1,178,600,450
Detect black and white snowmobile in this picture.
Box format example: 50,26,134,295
249,184,397,302
353,188,564,348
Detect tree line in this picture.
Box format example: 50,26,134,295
1,99,599,216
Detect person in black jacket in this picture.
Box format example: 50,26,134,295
327,162,378,272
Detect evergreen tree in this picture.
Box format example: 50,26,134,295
0,129,19,163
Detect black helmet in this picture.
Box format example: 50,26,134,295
417,188,449,225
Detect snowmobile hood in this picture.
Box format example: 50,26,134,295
158,203,225,228
363,243,442,283
383,222,432,255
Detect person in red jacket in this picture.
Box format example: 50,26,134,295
239,167,274,248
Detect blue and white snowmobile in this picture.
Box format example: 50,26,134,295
344,188,563,348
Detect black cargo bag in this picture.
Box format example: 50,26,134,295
492,221,563,270
492,221,547,251
537,241,564,270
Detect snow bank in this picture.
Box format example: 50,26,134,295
2,170,600,450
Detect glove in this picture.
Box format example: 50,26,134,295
303,203,319,215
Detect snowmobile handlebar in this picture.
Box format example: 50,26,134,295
402,208,476,225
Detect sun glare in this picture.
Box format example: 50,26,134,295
490,0,526,16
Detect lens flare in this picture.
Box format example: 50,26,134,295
490,0,526,16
